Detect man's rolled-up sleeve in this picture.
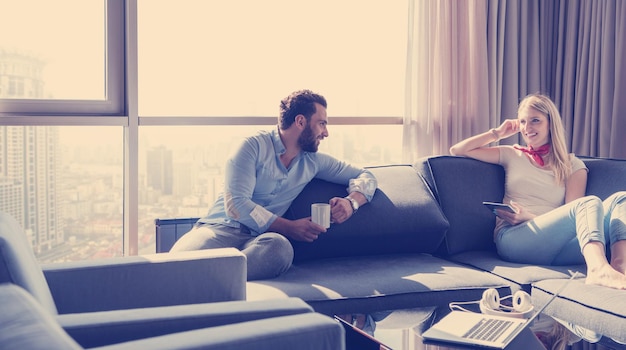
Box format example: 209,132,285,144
224,138,278,234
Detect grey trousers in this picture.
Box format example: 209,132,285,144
170,223,294,280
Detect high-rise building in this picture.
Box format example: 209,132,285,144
0,49,62,254
146,145,173,195
0,49,45,98
173,160,196,197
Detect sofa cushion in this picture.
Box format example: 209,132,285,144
448,250,585,292
247,253,511,315
91,313,345,350
283,165,449,263
60,297,316,348
531,278,626,344
0,283,81,350
414,156,504,255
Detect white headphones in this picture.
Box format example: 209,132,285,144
450,288,534,319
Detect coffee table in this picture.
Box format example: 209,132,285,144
336,305,553,350
337,306,464,350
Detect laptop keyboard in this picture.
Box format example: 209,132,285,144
463,318,515,342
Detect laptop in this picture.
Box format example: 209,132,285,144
422,274,578,349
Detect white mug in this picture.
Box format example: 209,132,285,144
311,203,331,228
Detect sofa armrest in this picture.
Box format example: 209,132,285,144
58,298,313,348
43,248,246,314
89,313,345,350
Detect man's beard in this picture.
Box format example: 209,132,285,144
298,124,319,152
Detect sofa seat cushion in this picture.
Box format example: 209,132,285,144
531,278,626,344
246,253,511,315
448,250,585,292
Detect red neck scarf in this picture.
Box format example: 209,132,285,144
514,144,551,166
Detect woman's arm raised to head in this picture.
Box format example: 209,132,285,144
449,119,519,165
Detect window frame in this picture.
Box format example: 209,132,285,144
0,0,125,117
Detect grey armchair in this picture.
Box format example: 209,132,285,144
0,212,345,349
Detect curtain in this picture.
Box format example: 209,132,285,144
486,0,554,147
491,0,626,157
402,0,490,163
404,0,626,160
556,0,626,158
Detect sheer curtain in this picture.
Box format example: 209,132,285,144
404,0,626,160
402,0,490,162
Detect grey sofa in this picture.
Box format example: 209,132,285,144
156,156,626,348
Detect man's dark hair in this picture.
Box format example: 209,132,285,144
278,90,327,130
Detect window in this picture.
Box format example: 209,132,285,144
0,0,124,115
1,0,408,260
138,0,407,118
0,126,123,263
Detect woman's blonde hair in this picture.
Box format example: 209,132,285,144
518,93,571,185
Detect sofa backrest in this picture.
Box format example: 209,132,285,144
580,156,626,199
415,155,626,257
283,165,449,263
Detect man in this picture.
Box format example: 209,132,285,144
170,90,377,280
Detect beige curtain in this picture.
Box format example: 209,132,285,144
402,0,490,163
404,0,626,160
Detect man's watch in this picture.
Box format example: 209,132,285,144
345,196,359,214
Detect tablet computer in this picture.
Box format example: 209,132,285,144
483,201,517,213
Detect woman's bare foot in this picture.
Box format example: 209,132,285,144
585,264,626,289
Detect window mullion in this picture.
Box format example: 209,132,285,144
124,0,139,256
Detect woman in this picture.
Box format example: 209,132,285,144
449,93,626,290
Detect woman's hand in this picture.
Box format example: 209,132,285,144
449,118,519,163
494,119,520,140
494,201,534,225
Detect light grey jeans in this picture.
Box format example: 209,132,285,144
495,192,626,265
170,223,294,280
